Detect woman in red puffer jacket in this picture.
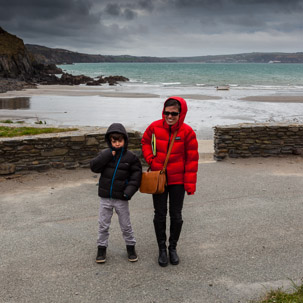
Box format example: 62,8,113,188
141,96,199,267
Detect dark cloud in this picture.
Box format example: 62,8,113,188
105,3,121,16
0,0,95,20
123,8,137,20
0,0,302,56
104,3,137,20
138,0,155,11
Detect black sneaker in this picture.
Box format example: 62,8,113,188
126,245,138,262
96,246,106,263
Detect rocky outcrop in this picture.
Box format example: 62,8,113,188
59,73,93,85
0,27,63,90
0,28,129,92
0,79,36,93
0,27,35,80
86,75,129,86
33,63,63,75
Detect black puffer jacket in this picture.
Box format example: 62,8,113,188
90,123,142,200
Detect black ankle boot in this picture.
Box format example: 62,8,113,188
158,248,168,267
126,245,138,262
168,247,179,265
96,246,107,263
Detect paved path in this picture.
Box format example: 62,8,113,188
1,156,303,303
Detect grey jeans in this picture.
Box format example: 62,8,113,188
97,197,136,247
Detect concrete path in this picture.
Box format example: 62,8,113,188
1,156,303,303
198,140,215,163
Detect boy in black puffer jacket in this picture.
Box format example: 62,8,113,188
90,123,142,263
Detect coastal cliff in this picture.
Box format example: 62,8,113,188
0,28,129,93
0,27,35,80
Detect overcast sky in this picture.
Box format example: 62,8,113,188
1,0,302,57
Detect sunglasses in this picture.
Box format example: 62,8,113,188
163,111,180,116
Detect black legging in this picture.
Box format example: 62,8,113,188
152,184,185,223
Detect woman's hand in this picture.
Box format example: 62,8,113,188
112,151,116,156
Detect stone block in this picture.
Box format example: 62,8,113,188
248,145,260,152
17,145,34,151
221,135,232,139
2,147,14,151
86,137,99,145
79,159,91,168
2,141,19,146
244,139,255,144
41,148,68,157
70,136,85,142
51,162,65,169
0,163,16,175
293,148,303,155
64,162,79,169
80,150,97,157
28,164,51,172
54,142,67,148
263,149,280,155
35,144,49,149
71,145,82,150
277,132,286,138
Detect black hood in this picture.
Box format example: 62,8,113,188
105,123,128,150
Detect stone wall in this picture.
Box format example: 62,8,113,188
0,128,142,175
214,123,303,160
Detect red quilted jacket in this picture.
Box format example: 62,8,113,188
141,97,199,195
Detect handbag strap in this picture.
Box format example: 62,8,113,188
162,131,177,173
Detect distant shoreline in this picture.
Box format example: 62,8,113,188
26,44,303,64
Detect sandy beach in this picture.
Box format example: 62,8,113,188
1,84,303,102
0,85,160,98
1,84,303,140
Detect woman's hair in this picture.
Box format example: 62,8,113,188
164,98,181,112
109,133,124,141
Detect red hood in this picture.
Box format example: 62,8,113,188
162,96,188,131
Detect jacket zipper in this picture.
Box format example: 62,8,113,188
165,126,172,181
167,126,172,152
110,148,124,198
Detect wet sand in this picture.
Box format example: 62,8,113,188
0,85,160,98
177,94,221,100
1,85,303,102
0,85,225,101
240,95,303,103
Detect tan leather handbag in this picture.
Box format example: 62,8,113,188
140,131,177,194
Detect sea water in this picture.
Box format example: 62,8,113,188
1,63,303,139
58,62,303,88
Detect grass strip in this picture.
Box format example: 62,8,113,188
253,281,303,303
0,126,78,137
0,120,14,123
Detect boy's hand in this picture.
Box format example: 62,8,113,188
112,151,116,156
